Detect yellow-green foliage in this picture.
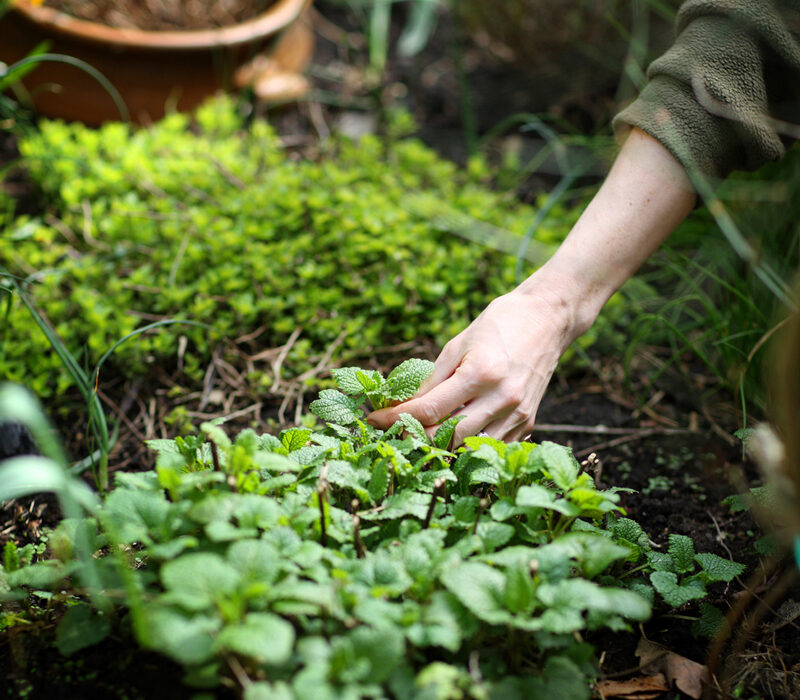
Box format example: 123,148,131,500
1,98,581,402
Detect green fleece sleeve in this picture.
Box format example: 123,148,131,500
614,0,800,182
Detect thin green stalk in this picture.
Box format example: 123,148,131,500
0,54,129,121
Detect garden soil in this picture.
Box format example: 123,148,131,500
41,0,277,31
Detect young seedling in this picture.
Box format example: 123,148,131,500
310,358,434,425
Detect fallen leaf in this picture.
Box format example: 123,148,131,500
636,639,711,699
595,673,669,698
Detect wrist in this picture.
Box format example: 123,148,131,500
513,261,605,344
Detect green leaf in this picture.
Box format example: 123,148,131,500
754,535,777,557
161,553,242,611
694,553,745,583
467,465,500,486
533,442,579,491
405,591,471,652
398,412,429,444
281,428,312,452
611,517,649,554
516,484,579,517
650,571,706,607
490,655,592,700
245,682,293,700
368,459,390,503
233,494,281,530
365,490,432,521
201,422,231,450
345,626,405,685
668,534,695,574
383,358,434,401
462,435,507,458
354,552,413,596
357,369,384,392
452,496,480,524
627,580,655,606
3,542,19,572
477,522,515,552
539,578,651,619
227,539,282,584
692,602,727,639
646,551,676,572
56,604,111,656
557,533,632,578
440,562,511,625
103,489,172,543
139,604,220,665
503,563,535,613
432,415,464,450
0,456,99,517
8,560,72,589
309,390,365,425
216,612,295,665
331,367,370,395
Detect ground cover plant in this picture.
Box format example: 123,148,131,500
0,96,616,420
0,365,746,699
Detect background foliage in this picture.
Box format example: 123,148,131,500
1,98,591,408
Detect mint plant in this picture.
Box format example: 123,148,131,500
0,368,746,698
310,358,434,426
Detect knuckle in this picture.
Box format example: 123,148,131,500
500,380,528,410
414,401,440,426
461,358,505,387
509,405,531,424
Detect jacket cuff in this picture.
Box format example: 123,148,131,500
613,75,742,186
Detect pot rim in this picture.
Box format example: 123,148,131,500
10,0,308,50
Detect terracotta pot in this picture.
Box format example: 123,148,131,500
0,0,314,125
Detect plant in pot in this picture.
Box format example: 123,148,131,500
0,0,314,124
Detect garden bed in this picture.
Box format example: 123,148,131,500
2,2,799,699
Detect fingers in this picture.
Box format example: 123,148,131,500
449,403,511,446
367,368,474,429
413,338,463,399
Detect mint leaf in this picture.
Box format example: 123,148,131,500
384,358,434,401
140,604,219,665
668,534,695,574
503,564,535,613
650,571,706,607
216,612,295,665
368,459,390,504
432,415,464,450
692,602,727,639
356,369,384,394
398,413,429,444
310,390,365,425
516,484,579,517
281,428,312,452
532,442,579,491
161,553,241,611
440,562,511,626
55,604,111,656
694,553,745,583
331,367,370,396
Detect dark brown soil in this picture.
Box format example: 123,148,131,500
41,0,277,31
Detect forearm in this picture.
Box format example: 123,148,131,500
368,129,698,444
516,128,697,337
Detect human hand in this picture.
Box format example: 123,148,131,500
367,129,697,445
367,277,587,445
